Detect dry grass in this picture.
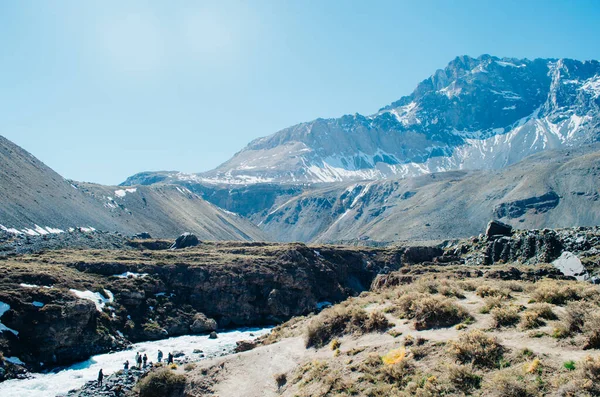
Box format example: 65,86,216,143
559,356,600,396
531,280,599,305
491,306,521,328
136,368,186,397
447,330,505,369
395,293,471,330
446,363,482,393
484,367,541,396
305,307,391,348
480,296,504,314
476,284,511,299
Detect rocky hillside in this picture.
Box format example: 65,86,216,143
124,55,600,185
237,145,600,243
0,135,265,241
118,225,600,397
0,241,406,372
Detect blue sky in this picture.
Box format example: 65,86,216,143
1,0,599,185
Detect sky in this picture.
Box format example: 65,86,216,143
1,0,600,185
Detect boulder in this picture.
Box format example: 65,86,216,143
552,251,588,280
234,340,257,353
208,331,218,339
190,313,218,334
133,232,152,239
402,246,444,264
170,233,200,249
485,220,513,238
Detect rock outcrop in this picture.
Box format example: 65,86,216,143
170,233,200,249
485,220,513,238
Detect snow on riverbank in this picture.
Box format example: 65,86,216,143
0,327,271,397
69,289,113,311
0,301,18,335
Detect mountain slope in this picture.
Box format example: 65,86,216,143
0,135,266,240
257,145,600,243
124,55,599,185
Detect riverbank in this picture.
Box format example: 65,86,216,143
0,327,270,397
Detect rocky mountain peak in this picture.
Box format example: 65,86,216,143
123,55,600,186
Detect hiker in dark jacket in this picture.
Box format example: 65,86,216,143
137,353,142,368
123,360,129,375
142,353,148,367
167,352,174,365
97,369,104,387
157,350,163,363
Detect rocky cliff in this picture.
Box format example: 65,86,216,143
0,241,407,371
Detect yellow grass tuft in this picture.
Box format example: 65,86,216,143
381,347,406,365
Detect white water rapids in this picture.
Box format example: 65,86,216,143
0,327,271,397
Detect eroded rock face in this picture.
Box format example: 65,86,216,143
0,242,406,371
0,293,121,370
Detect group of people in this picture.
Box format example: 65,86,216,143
96,349,178,387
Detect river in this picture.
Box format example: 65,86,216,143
0,327,271,397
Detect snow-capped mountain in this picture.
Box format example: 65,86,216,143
125,54,599,185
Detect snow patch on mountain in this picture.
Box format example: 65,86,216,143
114,188,137,198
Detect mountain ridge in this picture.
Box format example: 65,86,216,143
123,54,600,186
0,135,266,241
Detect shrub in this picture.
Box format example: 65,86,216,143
476,285,511,299
504,281,524,292
447,364,481,393
563,301,589,334
365,310,392,331
396,293,471,330
583,312,600,349
491,306,520,328
183,363,196,372
480,296,504,314
518,303,555,330
305,307,391,348
438,280,466,299
520,310,545,330
137,368,186,397
485,368,540,397
574,356,600,395
529,303,557,320
531,281,587,305
448,330,505,369
459,280,478,292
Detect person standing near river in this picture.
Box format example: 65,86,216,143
123,360,129,375
137,353,143,368
143,353,148,367
157,350,163,363
97,369,104,387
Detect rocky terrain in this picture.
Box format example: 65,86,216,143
0,239,408,373
76,222,599,396
1,223,598,387
0,135,266,241
124,55,600,185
